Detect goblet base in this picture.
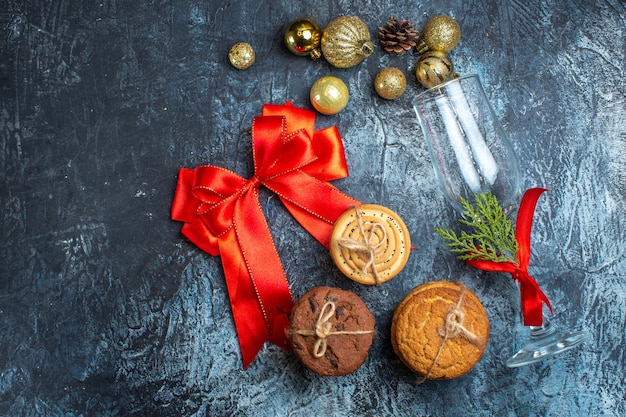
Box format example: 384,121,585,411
506,317,591,368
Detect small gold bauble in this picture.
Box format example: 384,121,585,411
374,67,407,100
284,18,322,60
321,16,374,68
228,42,255,70
417,15,461,53
310,76,349,115
415,50,453,88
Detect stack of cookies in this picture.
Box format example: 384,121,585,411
329,204,411,286
391,280,490,380
288,204,490,380
288,286,376,376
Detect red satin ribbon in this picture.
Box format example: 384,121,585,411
467,188,553,326
171,103,360,368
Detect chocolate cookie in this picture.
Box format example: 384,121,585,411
289,286,376,376
391,281,489,380
329,204,411,285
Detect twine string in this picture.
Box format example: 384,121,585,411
336,207,388,285
294,301,374,358
417,285,483,384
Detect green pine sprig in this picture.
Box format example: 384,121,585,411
434,192,519,264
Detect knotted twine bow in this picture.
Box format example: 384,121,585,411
417,285,483,384
466,188,553,326
171,103,360,368
335,208,388,285
294,301,374,358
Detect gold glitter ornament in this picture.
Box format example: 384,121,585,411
228,42,255,70
374,67,407,100
284,18,322,60
310,76,349,115
321,16,374,68
415,50,454,88
416,15,461,54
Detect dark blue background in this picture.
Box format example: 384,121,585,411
1,1,624,415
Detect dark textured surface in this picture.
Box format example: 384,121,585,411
1,1,624,416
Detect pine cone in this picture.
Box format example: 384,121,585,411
378,16,420,54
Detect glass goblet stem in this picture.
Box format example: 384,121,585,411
506,313,591,367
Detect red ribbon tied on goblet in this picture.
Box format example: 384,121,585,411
171,103,360,368
467,188,553,326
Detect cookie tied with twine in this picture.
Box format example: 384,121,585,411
330,204,411,285
289,286,376,376
391,281,489,381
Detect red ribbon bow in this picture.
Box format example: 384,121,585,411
171,103,360,368
466,187,553,326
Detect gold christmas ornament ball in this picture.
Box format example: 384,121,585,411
374,67,407,100
284,18,322,60
228,42,255,70
310,76,349,115
417,15,461,53
321,16,374,68
416,50,454,88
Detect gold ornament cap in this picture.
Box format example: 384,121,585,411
374,67,407,100
310,76,349,115
417,15,461,54
228,42,255,70
284,18,322,60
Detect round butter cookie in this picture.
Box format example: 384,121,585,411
330,204,411,285
391,280,489,380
